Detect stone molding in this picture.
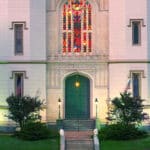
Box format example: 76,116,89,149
48,62,107,89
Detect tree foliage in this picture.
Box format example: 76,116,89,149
6,95,44,129
107,92,147,125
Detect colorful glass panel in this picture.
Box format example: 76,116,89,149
73,11,81,52
88,32,92,52
68,32,72,52
83,32,87,52
63,5,67,30
63,33,67,52
62,0,92,53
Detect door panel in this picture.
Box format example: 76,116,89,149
65,75,90,119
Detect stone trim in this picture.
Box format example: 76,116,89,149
10,71,28,79
9,21,28,30
127,19,146,27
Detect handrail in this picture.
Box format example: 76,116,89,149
60,129,65,150
93,129,100,150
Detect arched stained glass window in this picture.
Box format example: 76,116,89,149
62,0,92,54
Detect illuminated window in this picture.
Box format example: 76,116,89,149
15,73,24,97
62,0,92,53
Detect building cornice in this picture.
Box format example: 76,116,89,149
0,60,47,64
108,59,150,64
0,59,150,64
47,54,108,63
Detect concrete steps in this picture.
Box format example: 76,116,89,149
63,119,95,131
65,131,94,150
66,139,94,150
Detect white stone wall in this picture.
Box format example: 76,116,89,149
147,0,150,101
109,63,148,101
0,64,46,123
30,0,46,60
109,0,147,60
0,0,46,124
109,0,150,117
0,0,46,60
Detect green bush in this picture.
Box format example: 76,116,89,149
99,124,148,140
49,129,59,138
17,122,50,141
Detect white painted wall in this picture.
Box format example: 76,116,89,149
147,0,150,102
109,0,147,60
0,0,46,60
109,63,148,104
30,0,46,60
0,64,46,122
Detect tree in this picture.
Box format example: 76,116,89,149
107,92,147,125
6,95,44,130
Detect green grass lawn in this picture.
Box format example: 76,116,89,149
0,134,150,150
0,134,59,150
100,137,150,150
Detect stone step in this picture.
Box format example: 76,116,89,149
63,119,95,131
66,139,94,150
65,131,93,140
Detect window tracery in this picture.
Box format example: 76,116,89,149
62,0,92,54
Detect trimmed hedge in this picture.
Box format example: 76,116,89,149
16,122,50,141
99,124,148,140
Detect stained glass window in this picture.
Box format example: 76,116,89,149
62,0,92,53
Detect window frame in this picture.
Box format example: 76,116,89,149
127,19,146,46
14,24,24,55
10,71,28,97
9,21,28,56
132,72,141,97
132,21,141,45
128,70,145,98
14,73,24,97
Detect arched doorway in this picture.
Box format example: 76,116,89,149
65,74,90,119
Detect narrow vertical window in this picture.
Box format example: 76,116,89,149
15,73,23,97
132,73,140,97
14,24,23,54
132,21,141,45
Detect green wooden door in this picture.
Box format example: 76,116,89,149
65,75,90,119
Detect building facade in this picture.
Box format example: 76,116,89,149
0,0,150,126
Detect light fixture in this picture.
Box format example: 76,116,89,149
75,74,80,88
95,98,98,119
58,98,61,119
75,81,80,87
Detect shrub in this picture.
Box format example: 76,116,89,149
49,129,59,138
107,92,147,126
17,122,50,141
6,95,44,129
99,123,148,140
